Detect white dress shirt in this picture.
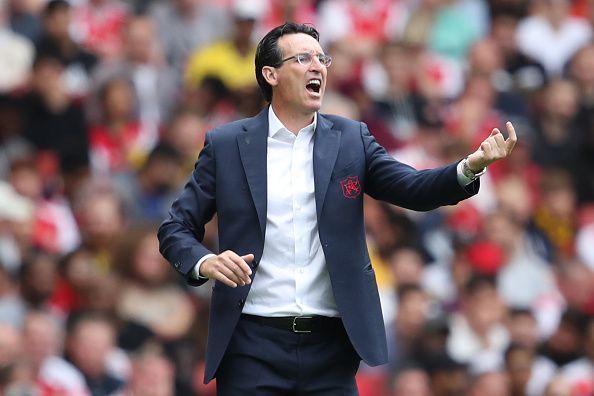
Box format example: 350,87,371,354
196,107,479,317
241,107,339,317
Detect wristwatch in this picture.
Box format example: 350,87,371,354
461,158,487,181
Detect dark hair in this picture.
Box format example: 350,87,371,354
255,23,320,102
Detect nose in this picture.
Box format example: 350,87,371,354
309,55,324,72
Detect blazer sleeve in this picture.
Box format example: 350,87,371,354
158,132,218,286
361,123,479,211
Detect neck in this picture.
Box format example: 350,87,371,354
270,103,314,135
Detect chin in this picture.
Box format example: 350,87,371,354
305,100,323,113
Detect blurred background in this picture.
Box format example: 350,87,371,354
1,0,594,395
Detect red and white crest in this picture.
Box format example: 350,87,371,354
340,176,361,199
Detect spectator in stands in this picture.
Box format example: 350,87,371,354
20,54,90,180
19,251,60,311
21,310,90,395
516,0,592,77
319,0,408,59
556,314,594,393
390,364,432,396
7,0,42,42
72,179,125,274
89,77,145,175
159,108,206,173
259,0,317,36
533,169,577,257
114,143,184,224
0,322,37,395
150,0,230,73
0,95,32,179
0,181,35,275
126,347,175,396
9,157,81,255
489,7,547,95
0,0,34,93
426,352,469,396
185,0,265,93
479,204,557,308
540,309,586,368
92,15,178,153
386,284,431,371
70,0,129,60
35,0,98,98
447,275,510,372
532,79,581,177
0,264,26,328
368,41,424,149
505,343,556,396
115,225,195,342
65,312,128,396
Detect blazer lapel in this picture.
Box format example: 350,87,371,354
313,114,341,221
237,109,268,237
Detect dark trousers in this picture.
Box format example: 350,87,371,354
216,315,361,395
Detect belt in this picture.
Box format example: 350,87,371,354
240,314,342,333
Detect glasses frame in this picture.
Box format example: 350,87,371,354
280,52,332,68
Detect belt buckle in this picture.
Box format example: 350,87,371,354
292,316,312,333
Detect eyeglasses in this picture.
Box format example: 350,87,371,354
280,52,332,68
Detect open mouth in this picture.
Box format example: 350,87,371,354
306,79,321,95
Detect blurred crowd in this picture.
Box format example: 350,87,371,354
1,0,594,395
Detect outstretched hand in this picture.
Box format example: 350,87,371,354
467,121,518,172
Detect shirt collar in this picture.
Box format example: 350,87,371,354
268,105,317,139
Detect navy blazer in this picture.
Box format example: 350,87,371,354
158,107,479,383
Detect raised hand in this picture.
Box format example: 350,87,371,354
467,121,518,172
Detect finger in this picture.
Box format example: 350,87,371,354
222,251,253,276
217,261,246,286
219,257,250,286
240,254,255,274
480,140,494,158
213,272,238,288
492,133,507,156
489,128,501,137
505,121,517,153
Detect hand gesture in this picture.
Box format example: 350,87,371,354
200,251,254,288
467,121,518,172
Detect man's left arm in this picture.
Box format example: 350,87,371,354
363,121,517,210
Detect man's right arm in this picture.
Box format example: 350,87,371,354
157,133,219,286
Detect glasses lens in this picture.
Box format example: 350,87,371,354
319,54,332,67
296,53,312,65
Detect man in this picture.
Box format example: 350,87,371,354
158,23,517,394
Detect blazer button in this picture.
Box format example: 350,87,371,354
251,260,258,268
238,299,245,308
174,262,180,269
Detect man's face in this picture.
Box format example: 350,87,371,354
270,33,328,117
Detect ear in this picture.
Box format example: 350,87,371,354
261,66,279,87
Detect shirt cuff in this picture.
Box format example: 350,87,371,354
191,254,217,280
457,159,480,186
